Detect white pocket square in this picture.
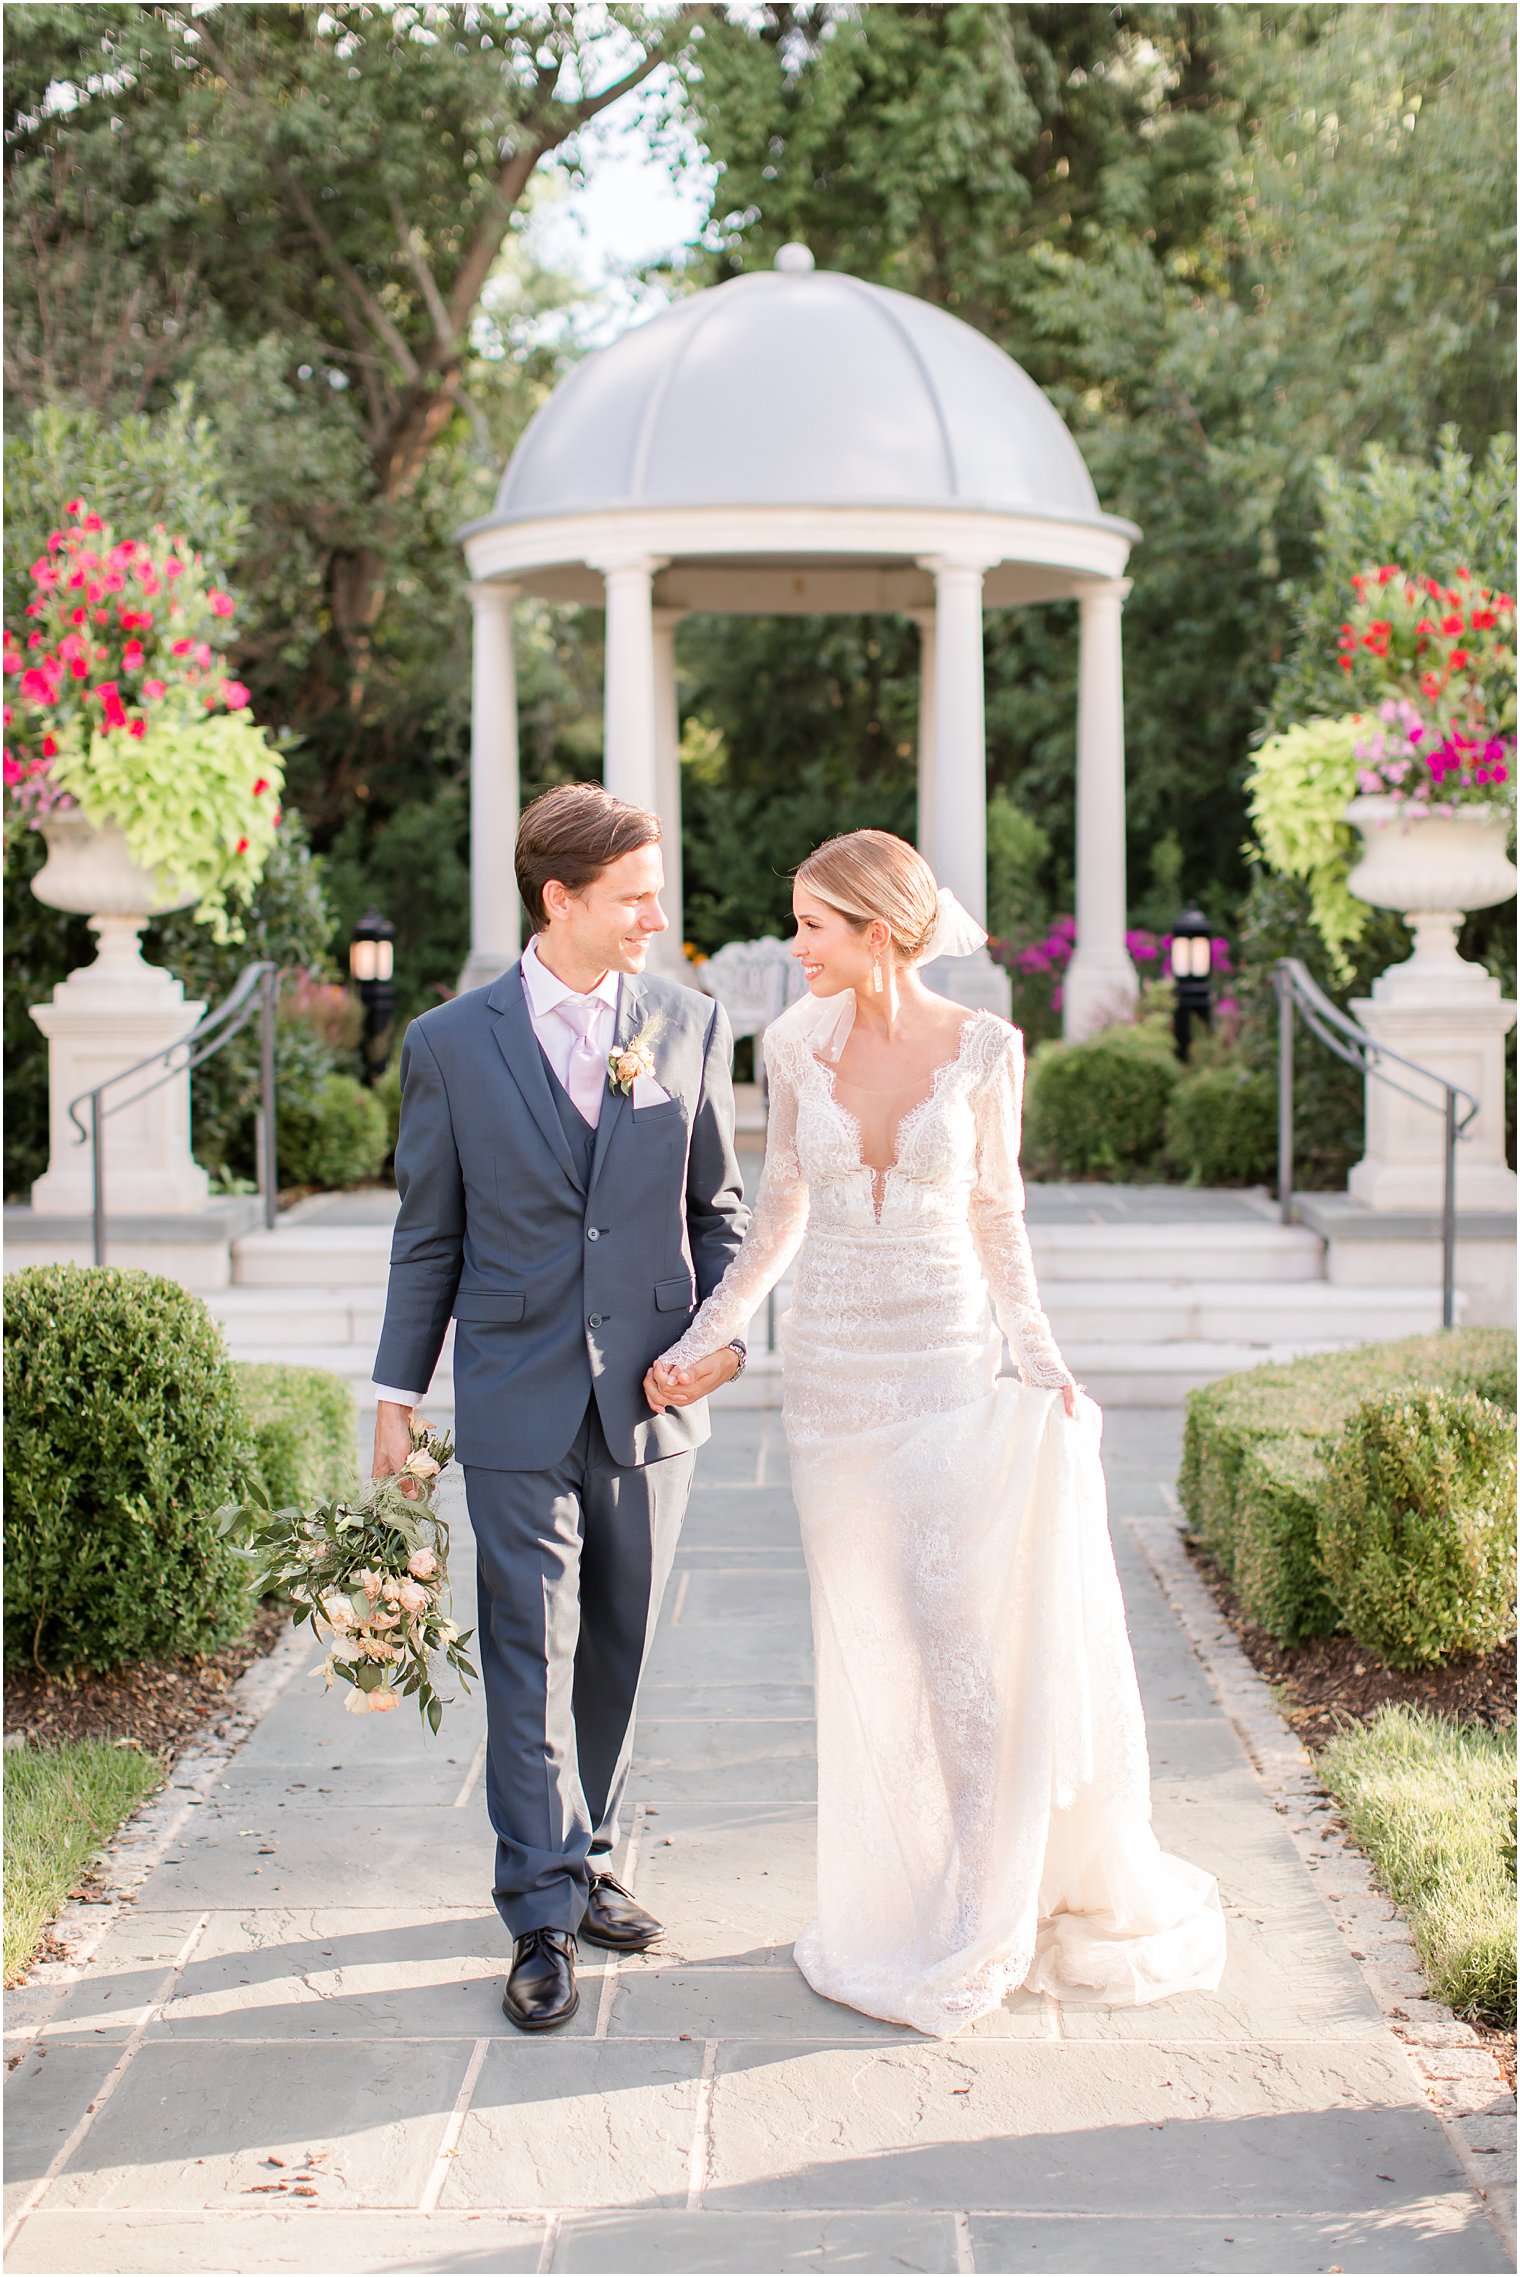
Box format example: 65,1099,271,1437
631,1073,673,1109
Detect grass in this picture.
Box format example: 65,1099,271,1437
1317,1704,1517,2027
3,1740,165,1983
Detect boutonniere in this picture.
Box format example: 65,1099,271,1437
608,1012,666,1097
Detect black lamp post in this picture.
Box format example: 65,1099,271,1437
1169,904,1213,1062
349,909,397,1085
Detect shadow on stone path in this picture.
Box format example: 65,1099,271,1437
4,1410,1508,2275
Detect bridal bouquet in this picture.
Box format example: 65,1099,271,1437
216,1424,477,1729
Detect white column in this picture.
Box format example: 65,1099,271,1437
1064,577,1139,1040
911,606,937,872
918,556,1009,1015
459,580,521,993
596,554,666,817
650,606,687,977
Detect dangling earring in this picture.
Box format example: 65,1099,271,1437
871,958,883,993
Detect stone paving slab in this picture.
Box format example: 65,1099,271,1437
551,2209,961,2272
701,2040,1475,2215
966,2205,1511,2273
609,1965,1056,2045
5,2211,547,2274
145,1908,607,2042
44,2037,472,2210
126,1805,487,1912
631,1718,818,1803
6,1406,1509,2275
438,2038,705,2210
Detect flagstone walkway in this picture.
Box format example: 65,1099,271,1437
4,1409,1510,2275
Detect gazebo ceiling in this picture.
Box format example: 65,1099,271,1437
461,253,1137,611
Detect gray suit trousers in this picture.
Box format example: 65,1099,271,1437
467,1403,694,1938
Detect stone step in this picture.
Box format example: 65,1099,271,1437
1028,1220,1324,1284
1040,1278,1453,1346
232,1224,394,1287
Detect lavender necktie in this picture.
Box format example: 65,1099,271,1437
554,998,605,1129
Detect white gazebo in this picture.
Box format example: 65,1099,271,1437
459,244,1141,1035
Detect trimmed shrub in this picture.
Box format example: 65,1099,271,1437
235,1363,357,1509
1166,1066,1276,1187
1179,1328,1516,1558
1024,1026,1180,1180
278,1071,387,1190
1320,1392,1516,1670
1231,1436,1337,1643
4,1266,254,1674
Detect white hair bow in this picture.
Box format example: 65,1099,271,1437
919,885,988,963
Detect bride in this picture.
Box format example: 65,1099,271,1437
646,829,1225,2039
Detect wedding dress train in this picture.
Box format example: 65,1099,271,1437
658,995,1225,2037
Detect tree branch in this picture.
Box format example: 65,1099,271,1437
388,191,458,354
440,10,707,343
190,14,421,382
276,158,420,380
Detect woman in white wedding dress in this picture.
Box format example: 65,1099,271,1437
647,831,1225,2039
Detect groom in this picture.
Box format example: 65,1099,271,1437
371,783,748,2030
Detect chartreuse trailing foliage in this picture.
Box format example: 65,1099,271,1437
1179,1331,1517,1656
1317,1707,1516,2027
1245,715,1366,975
52,706,284,945
3,1266,255,1674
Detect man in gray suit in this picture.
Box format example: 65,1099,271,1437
371,783,748,2030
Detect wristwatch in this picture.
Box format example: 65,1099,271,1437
725,1339,748,1377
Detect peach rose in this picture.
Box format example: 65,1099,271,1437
397,1581,429,1615
402,1449,441,1482
406,1549,438,1580
369,1689,400,1713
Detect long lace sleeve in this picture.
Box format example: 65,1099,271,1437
659,1031,811,1369
969,1026,1075,1392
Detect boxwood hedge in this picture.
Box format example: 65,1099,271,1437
1179,1328,1517,1656
4,1265,254,1674
235,1362,357,1510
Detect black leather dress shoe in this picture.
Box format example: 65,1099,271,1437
502,1929,579,2031
580,1870,664,1953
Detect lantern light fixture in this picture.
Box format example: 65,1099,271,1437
1170,903,1214,1061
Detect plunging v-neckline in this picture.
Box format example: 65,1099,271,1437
813,1012,985,1221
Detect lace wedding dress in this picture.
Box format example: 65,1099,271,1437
658,994,1226,2038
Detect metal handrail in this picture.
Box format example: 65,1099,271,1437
65,961,279,1267
1273,957,1479,1328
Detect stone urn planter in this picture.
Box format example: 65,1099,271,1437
28,808,210,1217
1345,795,1517,986
1343,795,1517,1212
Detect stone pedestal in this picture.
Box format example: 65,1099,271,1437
1347,942,1517,1214
30,917,209,1216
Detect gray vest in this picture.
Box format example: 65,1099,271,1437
541,1046,597,1187
374,960,749,1471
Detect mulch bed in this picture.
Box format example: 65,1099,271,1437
5,1601,291,1758
1184,1534,1517,2092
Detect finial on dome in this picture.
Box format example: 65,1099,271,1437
774,243,816,275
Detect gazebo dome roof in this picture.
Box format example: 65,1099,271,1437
491,257,1105,529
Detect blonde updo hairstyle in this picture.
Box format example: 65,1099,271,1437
794,830,940,966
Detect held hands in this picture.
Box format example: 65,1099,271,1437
644,1349,741,1412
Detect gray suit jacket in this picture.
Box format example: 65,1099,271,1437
373,960,749,1472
